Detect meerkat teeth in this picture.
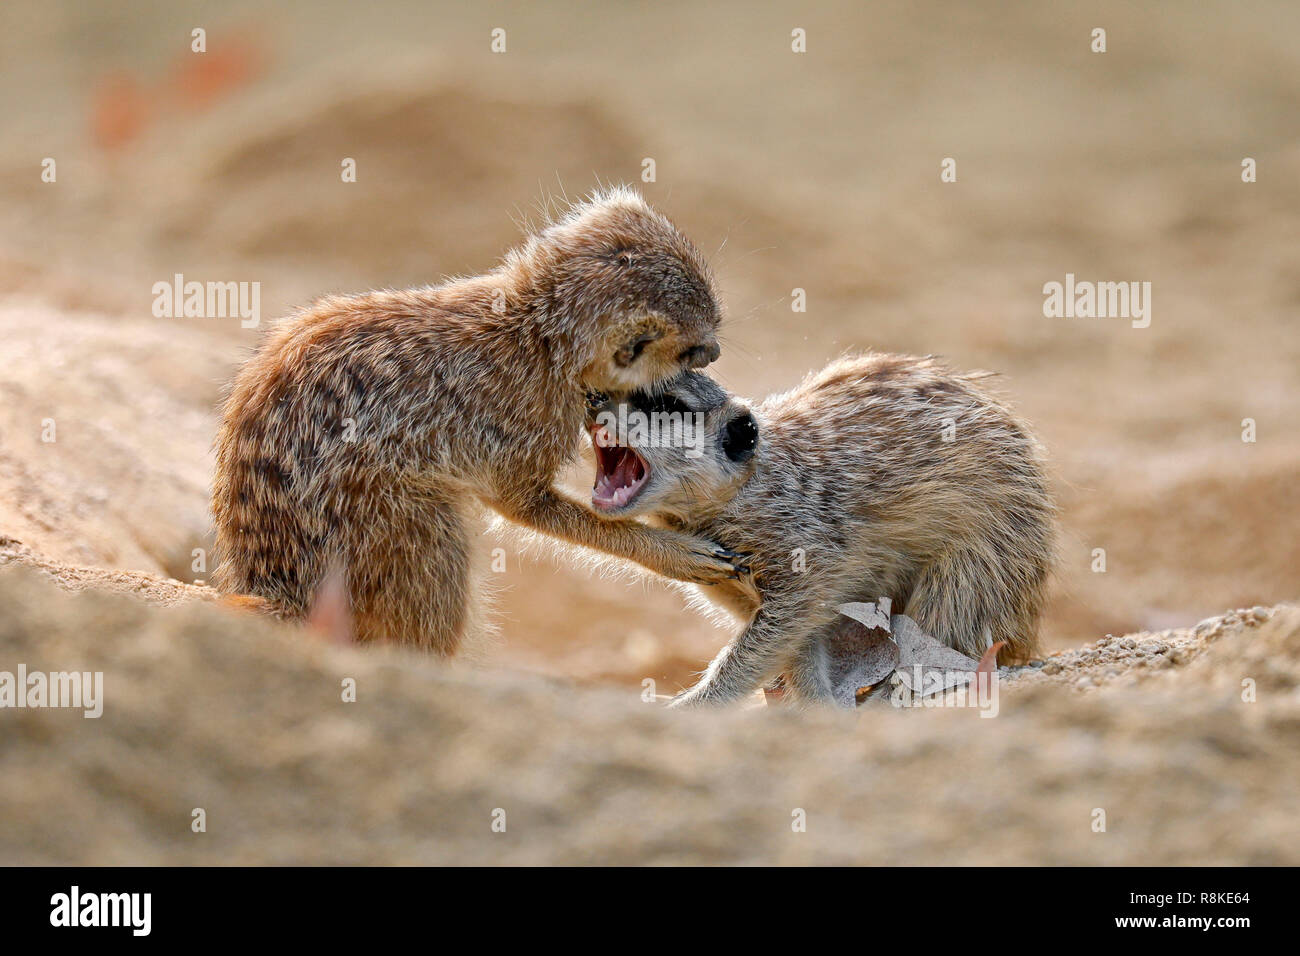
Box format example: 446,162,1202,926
592,440,649,508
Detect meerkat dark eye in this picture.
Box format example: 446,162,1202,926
722,412,758,462
613,251,634,267
614,331,661,367
634,392,692,416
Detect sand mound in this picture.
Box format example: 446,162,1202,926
152,83,656,285
1,564,1294,865
0,297,224,578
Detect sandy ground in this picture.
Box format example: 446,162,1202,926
0,0,1297,863
1,563,1295,865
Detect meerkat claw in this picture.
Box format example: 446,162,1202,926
713,546,752,577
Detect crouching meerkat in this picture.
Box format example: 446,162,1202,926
587,353,1056,707
212,187,749,654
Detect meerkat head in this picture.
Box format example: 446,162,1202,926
512,187,722,394
585,371,759,521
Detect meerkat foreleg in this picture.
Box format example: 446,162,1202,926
493,487,749,585
668,595,828,707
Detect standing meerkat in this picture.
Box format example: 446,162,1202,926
212,187,748,654
587,353,1056,707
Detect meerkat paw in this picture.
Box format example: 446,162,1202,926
673,534,751,585
667,678,739,709
666,687,708,709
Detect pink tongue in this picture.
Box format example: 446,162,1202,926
612,451,636,486
595,449,639,502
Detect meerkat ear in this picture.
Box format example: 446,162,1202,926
722,411,758,462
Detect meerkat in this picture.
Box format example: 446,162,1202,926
212,187,749,654
586,353,1056,707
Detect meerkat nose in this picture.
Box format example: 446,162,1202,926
680,342,720,368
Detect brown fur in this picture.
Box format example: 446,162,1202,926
212,187,747,654
588,353,1057,707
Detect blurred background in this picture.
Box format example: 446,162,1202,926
1,0,1296,693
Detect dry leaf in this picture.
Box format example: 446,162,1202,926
890,614,981,695
818,615,901,708
836,597,892,632
977,640,1007,675
802,603,995,708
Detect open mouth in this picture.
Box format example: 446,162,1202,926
590,426,650,511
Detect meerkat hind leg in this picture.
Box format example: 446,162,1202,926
348,489,473,655
905,549,1021,661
